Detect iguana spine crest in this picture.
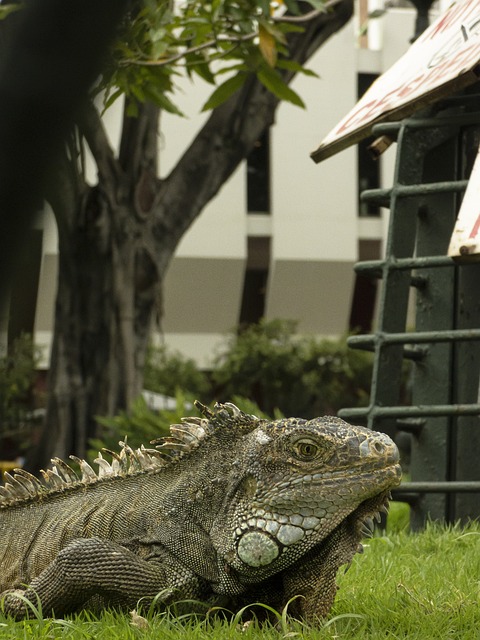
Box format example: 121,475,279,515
0,401,256,508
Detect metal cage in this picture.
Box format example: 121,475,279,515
339,90,480,529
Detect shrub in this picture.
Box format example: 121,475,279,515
91,391,192,458
143,343,209,400
212,319,373,418
0,334,42,457
91,343,210,457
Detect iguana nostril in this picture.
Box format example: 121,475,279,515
372,441,384,455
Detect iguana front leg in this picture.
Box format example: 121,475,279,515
281,523,359,623
1,537,205,619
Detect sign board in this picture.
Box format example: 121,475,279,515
311,0,480,163
448,144,480,260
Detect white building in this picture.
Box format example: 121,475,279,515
5,1,450,370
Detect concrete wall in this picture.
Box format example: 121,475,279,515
266,18,357,336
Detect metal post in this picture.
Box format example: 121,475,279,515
408,128,457,528
451,123,480,521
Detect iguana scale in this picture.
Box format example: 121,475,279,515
0,401,401,622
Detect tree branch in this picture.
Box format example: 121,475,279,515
77,100,120,187
44,150,86,255
118,100,159,178
123,32,256,67
154,0,353,250
273,0,345,23
120,0,346,68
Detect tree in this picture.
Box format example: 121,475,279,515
8,0,354,468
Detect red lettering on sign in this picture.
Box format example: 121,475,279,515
396,73,427,99
315,0,480,157
421,42,480,92
427,0,478,40
469,213,480,239
335,86,400,135
334,39,480,138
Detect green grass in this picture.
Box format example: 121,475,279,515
1,516,479,639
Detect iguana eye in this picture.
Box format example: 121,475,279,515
293,439,320,461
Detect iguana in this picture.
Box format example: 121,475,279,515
0,401,401,622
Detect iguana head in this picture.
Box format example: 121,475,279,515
204,404,401,588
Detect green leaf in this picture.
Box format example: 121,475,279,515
279,22,307,34
276,59,319,78
151,38,170,59
283,0,302,15
102,88,123,113
0,4,21,20
304,0,328,10
185,62,214,84
130,84,146,103
258,17,287,45
186,54,216,84
192,63,216,85
258,23,277,67
256,0,271,17
201,72,247,111
257,66,305,108
155,93,185,116
126,100,139,117
215,63,248,76
143,85,184,116
368,8,387,18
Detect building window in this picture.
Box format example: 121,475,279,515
349,239,381,333
357,73,381,217
247,129,271,214
239,237,270,326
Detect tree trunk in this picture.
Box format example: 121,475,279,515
43,190,148,461
31,0,353,468
29,104,163,466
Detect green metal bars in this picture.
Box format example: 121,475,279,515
339,94,480,529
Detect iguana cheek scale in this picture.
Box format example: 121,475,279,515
237,530,280,566
0,401,401,623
